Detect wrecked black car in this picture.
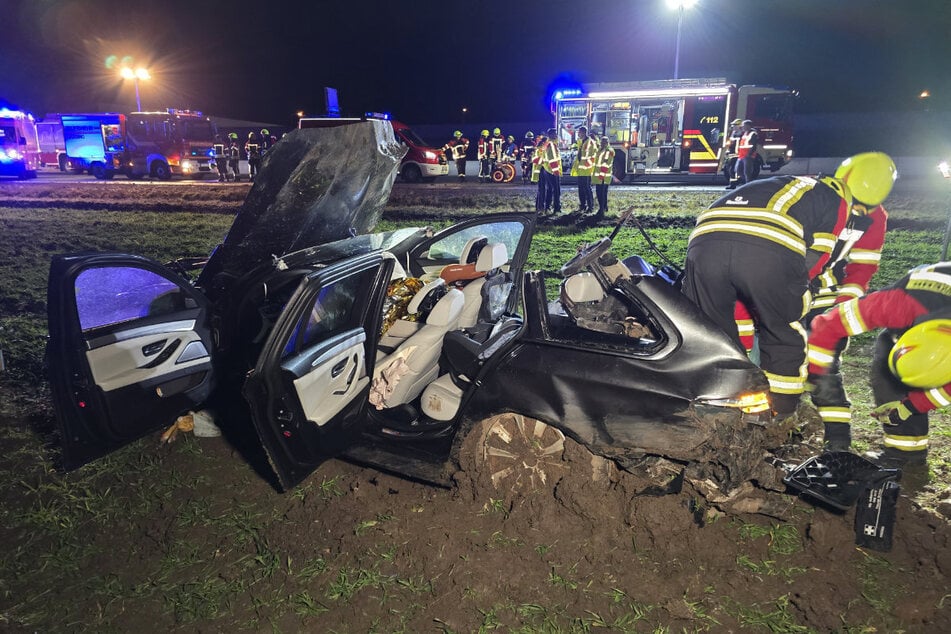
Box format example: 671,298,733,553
46,120,776,499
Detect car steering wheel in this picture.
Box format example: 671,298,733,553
559,237,614,277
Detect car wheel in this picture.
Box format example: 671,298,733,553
90,163,107,180
401,163,421,183
58,154,67,172
469,413,569,494
151,162,172,180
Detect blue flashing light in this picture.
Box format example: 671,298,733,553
365,111,391,120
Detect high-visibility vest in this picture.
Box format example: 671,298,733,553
737,130,757,159
541,140,562,176
593,147,615,185
570,136,599,177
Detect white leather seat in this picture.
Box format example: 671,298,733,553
370,285,464,409
562,272,606,304
457,242,508,329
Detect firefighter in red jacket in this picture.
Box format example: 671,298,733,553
442,130,469,181
520,131,535,183
808,263,951,466
477,129,491,183
682,174,854,421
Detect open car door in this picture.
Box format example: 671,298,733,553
242,252,392,490
47,254,216,470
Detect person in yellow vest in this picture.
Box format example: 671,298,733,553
591,136,615,220
540,127,562,214
570,126,598,213
532,131,548,211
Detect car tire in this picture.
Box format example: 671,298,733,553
401,163,422,183
58,154,67,172
151,162,172,180
90,163,107,180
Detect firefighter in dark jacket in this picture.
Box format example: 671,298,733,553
808,263,951,468
520,131,535,183
682,174,855,421
442,130,469,180
227,132,241,182
213,134,228,182
246,131,262,181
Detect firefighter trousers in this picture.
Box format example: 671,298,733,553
577,175,593,211
542,171,561,212
455,158,466,178
871,330,929,460
683,237,810,416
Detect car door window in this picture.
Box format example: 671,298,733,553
75,266,187,331
282,269,375,358
425,222,525,263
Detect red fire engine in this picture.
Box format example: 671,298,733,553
553,77,796,182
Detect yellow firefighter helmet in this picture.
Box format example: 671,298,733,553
454,130,463,138
835,152,897,207
481,129,490,137
888,319,951,388
493,127,501,135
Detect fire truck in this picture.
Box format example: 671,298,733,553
60,113,127,178
553,78,795,182
122,109,216,179
0,108,40,179
36,116,66,170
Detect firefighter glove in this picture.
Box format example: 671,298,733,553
806,372,849,406
160,413,195,444
870,401,914,426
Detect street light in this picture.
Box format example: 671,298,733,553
667,0,698,79
120,67,151,111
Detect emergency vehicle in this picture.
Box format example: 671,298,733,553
36,116,66,170
0,108,40,179
60,113,127,179
298,114,448,182
553,78,795,182
122,109,216,179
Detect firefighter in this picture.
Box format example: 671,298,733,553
723,118,743,189
442,130,469,180
490,127,504,181
682,173,858,422
520,131,535,183
570,126,598,213
807,263,951,471
227,132,242,182
734,119,760,186
213,134,228,182
503,135,518,162
259,128,272,157
735,153,898,354
539,127,562,214
246,131,262,181
591,135,615,219
477,129,491,183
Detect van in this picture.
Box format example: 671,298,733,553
0,108,40,179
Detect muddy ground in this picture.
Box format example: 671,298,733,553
2,180,951,632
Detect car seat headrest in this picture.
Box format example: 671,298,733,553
407,279,447,315
476,242,508,273
562,272,605,304
459,236,488,265
425,288,465,327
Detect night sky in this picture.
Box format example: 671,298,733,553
1,0,948,128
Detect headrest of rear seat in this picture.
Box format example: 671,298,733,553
563,272,605,303
476,242,508,273
425,288,465,326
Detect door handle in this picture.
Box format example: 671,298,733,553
142,339,167,356
330,357,348,378
333,354,360,395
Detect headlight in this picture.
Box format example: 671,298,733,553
938,161,950,178
424,151,437,160
5,149,21,160
699,391,772,414
181,160,194,172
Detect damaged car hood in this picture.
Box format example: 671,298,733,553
198,121,405,296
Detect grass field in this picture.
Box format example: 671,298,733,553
1,184,950,631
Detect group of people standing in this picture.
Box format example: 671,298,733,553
213,129,275,182
683,151,950,482
442,126,617,221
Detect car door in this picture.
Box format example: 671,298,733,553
47,253,216,470
242,252,393,490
